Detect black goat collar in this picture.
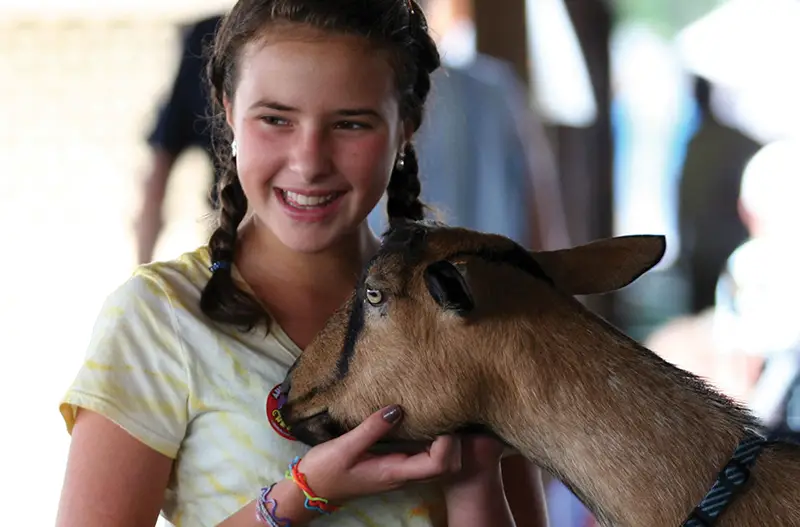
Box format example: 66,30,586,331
681,428,768,526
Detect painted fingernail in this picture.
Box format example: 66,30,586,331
382,405,402,423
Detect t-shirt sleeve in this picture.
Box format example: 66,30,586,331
59,270,190,459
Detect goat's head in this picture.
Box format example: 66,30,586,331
279,220,666,448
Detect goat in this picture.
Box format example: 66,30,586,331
279,220,800,526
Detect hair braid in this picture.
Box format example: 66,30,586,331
200,171,266,330
209,173,246,263
385,2,439,224
199,10,267,330
386,144,426,221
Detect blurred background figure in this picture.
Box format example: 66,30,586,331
712,138,800,441
676,74,762,315
648,137,800,433
133,14,223,264
367,0,571,251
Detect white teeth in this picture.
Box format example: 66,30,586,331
282,190,338,208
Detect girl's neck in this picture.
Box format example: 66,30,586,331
235,218,379,294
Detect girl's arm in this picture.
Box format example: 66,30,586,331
57,406,466,527
58,409,319,527
216,480,318,527
502,455,550,527
442,440,550,527
444,467,516,527
56,409,175,527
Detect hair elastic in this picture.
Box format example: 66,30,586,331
209,260,231,273
285,456,340,515
255,483,293,527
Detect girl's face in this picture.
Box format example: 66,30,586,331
225,27,408,254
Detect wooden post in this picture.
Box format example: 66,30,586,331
551,0,616,323
555,0,614,246
472,0,530,87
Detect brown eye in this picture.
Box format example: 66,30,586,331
365,288,384,306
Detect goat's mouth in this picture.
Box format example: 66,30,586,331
281,405,435,454
281,406,350,446
289,412,432,454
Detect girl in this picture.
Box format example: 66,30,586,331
55,1,549,525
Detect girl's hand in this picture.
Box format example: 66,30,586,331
442,433,506,495
441,434,518,527
296,405,462,505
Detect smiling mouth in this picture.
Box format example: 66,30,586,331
278,189,344,209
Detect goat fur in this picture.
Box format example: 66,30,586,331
280,220,800,526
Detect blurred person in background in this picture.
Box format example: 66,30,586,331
713,137,800,442
648,137,800,437
133,14,223,265
677,75,762,314
368,0,571,252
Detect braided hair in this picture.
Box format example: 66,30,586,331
200,0,441,330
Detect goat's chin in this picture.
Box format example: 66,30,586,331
369,439,433,455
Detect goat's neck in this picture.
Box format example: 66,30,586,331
496,312,754,527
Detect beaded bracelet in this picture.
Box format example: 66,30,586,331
255,482,293,527
285,456,340,515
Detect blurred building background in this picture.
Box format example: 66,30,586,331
2,0,799,525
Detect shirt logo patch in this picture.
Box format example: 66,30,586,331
266,383,296,441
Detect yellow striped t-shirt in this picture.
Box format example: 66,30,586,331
59,246,445,527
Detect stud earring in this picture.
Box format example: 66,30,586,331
231,139,238,158
395,151,406,171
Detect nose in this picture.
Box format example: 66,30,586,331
278,376,291,408
288,127,332,182
278,361,297,408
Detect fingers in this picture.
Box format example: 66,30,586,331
337,405,404,457
428,435,462,472
334,408,463,487
379,434,462,482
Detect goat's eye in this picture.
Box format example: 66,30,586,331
365,288,385,306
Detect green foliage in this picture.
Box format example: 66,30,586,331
614,0,727,37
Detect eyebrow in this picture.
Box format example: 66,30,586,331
337,108,381,118
249,100,381,118
250,100,297,112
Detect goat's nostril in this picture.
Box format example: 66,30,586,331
278,377,291,409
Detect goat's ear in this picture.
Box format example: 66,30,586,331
423,260,475,315
532,235,666,295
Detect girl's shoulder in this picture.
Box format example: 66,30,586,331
135,245,213,294
118,245,216,318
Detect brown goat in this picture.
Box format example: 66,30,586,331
279,220,800,526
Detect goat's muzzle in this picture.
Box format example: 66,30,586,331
280,404,348,446
278,371,349,445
